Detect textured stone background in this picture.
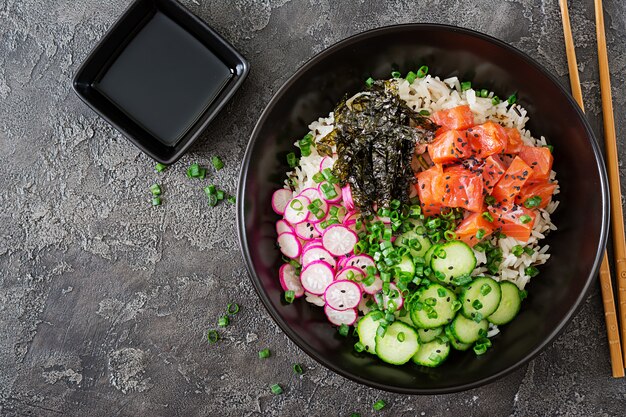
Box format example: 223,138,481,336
1,0,625,416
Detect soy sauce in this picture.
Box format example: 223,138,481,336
95,12,232,146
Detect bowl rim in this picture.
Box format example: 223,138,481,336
236,22,609,394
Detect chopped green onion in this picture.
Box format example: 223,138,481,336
491,96,501,105
321,168,338,183
437,288,447,297
520,289,528,300
461,81,472,91
218,316,229,327
507,93,517,105
259,348,271,359
338,324,349,337
485,196,497,206
312,172,324,183
472,312,483,323
519,214,532,224
227,303,240,315
475,228,486,240
205,185,217,195
284,290,295,303
480,284,492,296
481,211,494,222
405,71,417,84
373,399,387,411
293,363,304,374
290,199,304,211
472,300,483,310
523,247,535,256
365,77,375,87
320,182,338,200
512,245,524,257
208,194,218,207
480,89,489,98
419,109,430,116
151,197,161,206
397,332,406,342
150,183,161,196
207,330,219,343
211,156,224,170
286,152,298,168
350,414,361,417
187,163,200,178
523,196,542,209
391,70,402,78
155,163,168,172
417,65,428,78
525,266,540,277
545,144,554,153
270,384,283,395
227,195,236,204
452,274,472,286
354,341,365,352
216,190,225,200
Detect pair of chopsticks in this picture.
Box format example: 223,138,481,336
559,0,626,378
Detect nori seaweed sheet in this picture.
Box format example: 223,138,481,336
321,81,438,214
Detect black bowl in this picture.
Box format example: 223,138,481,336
237,24,609,394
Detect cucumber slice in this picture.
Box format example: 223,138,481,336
357,312,381,354
461,277,502,319
375,321,419,365
450,314,489,344
487,281,522,325
396,254,415,277
430,241,476,284
424,244,439,265
444,325,472,351
394,230,432,258
395,309,414,326
417,327,443,343
412,337,450,367
410,284,457,329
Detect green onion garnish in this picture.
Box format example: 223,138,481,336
284,290,295,303
150,184,161,196
293,364,304,374
207,330,219,343
211,156,224,170
405,71,417,84
481,211,494,222
270,384,283,395
417,65,428,78
524,246,535,256
485,196,496,206
259,348,271,359
151,197,161,206
480,284,492,296
312,172,324,183
373,400,387,411
491,96,501,105
227,303,240,315
419,109,430,116
520,289,528,300
155,163,168,172
523,196,542,209
286,152,298,168
461,81,472,91
479,89,489,98
472,300,483,310
507,93,517,105
397,332,406,342
216,190,225,200
208,194,218,207
350,414,361,417
391,70,402,78
365,77,375,87
545,144,554,153
476,228,486,240
218,316,229,327
525,266,539,277
437,288,446,297
512,245,524,257
338,323,349,337
519,214,532,224
290,199,304,211
227,195,236,204
354,341,365,352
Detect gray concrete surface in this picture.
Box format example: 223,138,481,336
1,0,625,415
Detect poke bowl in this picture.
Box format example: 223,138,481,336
236,24,609,394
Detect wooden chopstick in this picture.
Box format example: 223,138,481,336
559,0,625,378
594,0,626,365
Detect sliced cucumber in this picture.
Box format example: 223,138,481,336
417,327,443,343
487,281,522,325
357,312,381,354
450,314,489,344
375,321,420,365
396,254,415,277
424,244,439,266
430,241,476,284
410,284,457,329
395,309,414,326
394,230,432,259
461,277,502,320
445,325,472,351
412,337,450,367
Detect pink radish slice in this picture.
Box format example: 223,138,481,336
324,306,357,326
302,238,323,252
335,266,364,281
300,261,334,295
322,224,357,257
376,215,391,225
319,157,334,172
305,292,326,307
294,221,321,240
284,195,311,224
302,247,336,269
342,184,355,211
336,256,350,270
276,219,294,235
343,211,360,224
357,294,372,314
376,283,404,311
279,263,304,297
318,181,342,203
345,254,375,272
277,232,301,259
272,188,293,215
361,275,383,295
324,280,362,310
299,188,328,223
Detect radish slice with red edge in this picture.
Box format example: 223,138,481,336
318,181,342,203
302,247,336,269
284,195,311,224
322,224,357,257
376,283,404,311
302,238,323,252
305,292,325,307
277,232,301,259
279,263,304,297
319,157,334,172
341,184,355,211
362,275,383,295
300,261,334,295
324,279,362,310
294,221,321,240
335,266,364,281
276,219,294,235
324,305,357,326
345,254,375,272
272,188,293,215
299,188,328,223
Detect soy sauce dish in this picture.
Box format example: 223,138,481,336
237,25,609,394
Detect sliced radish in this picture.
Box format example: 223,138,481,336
319,156,334,172
376,283,404,311
335,266,364,281
294,221,321,240
302,247,336,269
336,255,350,270
284,195,311,224
345,254,375,272
305,292,326,307
300,261,334,295
318,181,342,203
277,232,302,259
272,188,293,215
276,219,294,235
302,238,323,252
324,280,362,310
322,224,357,257
376,215,391,225
362,275,383,295
324,305,357,326
299,188,328,223
357,294,372,314
343,211,360,224
342,184,355,211
279,263,304,297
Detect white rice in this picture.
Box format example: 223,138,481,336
284,75,559,290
